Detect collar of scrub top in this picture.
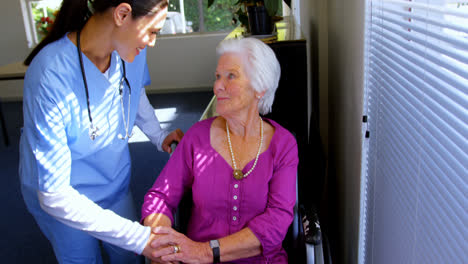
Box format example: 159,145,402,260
76,30,133,141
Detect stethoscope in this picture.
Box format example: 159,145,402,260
77,30,133,141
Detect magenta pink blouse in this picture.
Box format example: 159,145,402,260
141,117,298,263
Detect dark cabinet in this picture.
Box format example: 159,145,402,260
261,20,310,200
265,40,308,159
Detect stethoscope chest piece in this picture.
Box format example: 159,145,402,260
89,124,99,141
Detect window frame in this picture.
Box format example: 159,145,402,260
21,0,39,48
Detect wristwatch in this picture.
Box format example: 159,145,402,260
209,239,220,263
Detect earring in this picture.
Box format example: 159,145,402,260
256,95,261,99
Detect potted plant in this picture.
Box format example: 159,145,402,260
208,0,282,35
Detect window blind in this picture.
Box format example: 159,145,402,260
360,0,468,263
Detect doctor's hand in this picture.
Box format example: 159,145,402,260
142,232,178,264
162,129,184,154
150,226,211,264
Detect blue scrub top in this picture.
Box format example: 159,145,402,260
19,34,151,208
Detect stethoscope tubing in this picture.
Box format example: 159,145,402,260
76,30,132,140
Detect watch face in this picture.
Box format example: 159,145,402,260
210,240,220,248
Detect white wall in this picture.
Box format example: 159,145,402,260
0,1,29,101
145,33,227,93
298,0,365,263
327,0,365,262
0,2,225,100
0,1,29,66
298,0,329,157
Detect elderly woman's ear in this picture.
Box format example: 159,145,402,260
256,91,266,99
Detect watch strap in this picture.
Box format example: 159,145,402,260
209,239,220,263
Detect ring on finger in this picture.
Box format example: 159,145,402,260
173,245,180,254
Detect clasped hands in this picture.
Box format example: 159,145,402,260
143,226,211,264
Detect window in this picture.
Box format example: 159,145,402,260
163,0,238,35
360,0,467,263
21,0,238,47
21,0,61,48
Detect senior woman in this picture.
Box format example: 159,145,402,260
142,37,298,263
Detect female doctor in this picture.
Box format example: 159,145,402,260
19,0,182,263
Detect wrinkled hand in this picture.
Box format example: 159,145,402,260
150,258,179,264
149,255,178,264
151,261,178,264
150,226,210,264
142,232,177,264
162,129,184,154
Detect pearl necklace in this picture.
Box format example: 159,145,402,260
226,117,264,180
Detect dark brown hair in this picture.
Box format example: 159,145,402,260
24,0,168,65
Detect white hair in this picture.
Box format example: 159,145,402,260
216,37,281,115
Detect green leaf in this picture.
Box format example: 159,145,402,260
264,0,280,16
235,8,245,17
207,0,216,8
238,12,249,28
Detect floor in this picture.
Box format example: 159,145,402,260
0,91,213,263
